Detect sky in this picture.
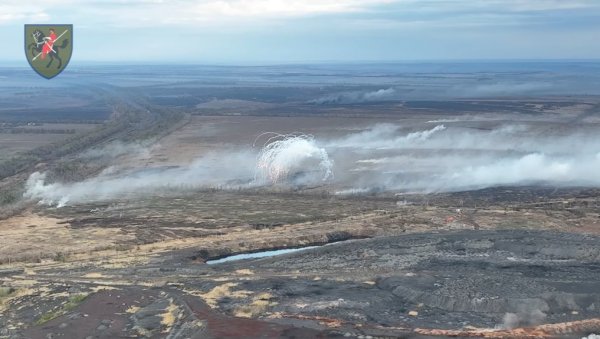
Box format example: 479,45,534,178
2,0,600,64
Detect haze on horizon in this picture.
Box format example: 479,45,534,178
1,0,600,65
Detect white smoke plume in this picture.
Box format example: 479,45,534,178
255,133,333,185
329,123,446,149
311,88,395,104
22,121,600,206
24,151,258,207
24,135,334,207
499,307,547,330
327,122,600,193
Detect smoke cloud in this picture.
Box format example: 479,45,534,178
24,135,334,207
22,120,600,206
326,122,600,193
311,88,395,104
501,309,547,330
255,134,333,185
24,151,257,207
330,123,446,149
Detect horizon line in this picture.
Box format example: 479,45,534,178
2,58,600,68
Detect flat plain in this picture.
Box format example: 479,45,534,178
1,63,600,338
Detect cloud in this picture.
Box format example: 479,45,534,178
0,0,395,27
0,4,50,24
502,0,595,12
3,0,600,61
339,0,600,31
189,0,393,18
6,0,598,28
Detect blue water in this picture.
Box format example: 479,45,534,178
206,246,319,265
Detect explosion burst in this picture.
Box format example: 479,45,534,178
255,133,333,185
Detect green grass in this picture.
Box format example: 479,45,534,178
35,310,63,325
68,294,88,304
35,293,88,325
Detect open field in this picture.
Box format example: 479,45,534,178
0,123,98,158
1,63,600,338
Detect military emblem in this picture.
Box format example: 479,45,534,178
25,24,73,79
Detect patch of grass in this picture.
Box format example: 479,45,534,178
68,294,88,304
35,293,88,325
54,252,67,262
0,287,15,298
197,283,251,308
234,292,277,318
0,287,27,313
35,310,63,325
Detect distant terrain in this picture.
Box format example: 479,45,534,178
1,63,600,338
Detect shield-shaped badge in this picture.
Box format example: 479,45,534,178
24,24,73,79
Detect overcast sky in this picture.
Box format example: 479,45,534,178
2,0,600,64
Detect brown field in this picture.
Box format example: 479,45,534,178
0,123,98,158
1,98,600,338
141,115,403,166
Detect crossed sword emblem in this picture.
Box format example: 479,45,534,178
32,29,69,61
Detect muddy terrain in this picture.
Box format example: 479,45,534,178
1,228,599,338
1,184,600,338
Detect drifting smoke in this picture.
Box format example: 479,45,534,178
24,135,334,207
500,306,547,330
24,151,258,207
449,82,555,98
364,88,396,100
330,123,446,149
22,120,600,206
427,118,462,123
326,122,600,193
255,133,333,185
311,88,395,104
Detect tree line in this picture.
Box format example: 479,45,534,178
0,99,184,182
